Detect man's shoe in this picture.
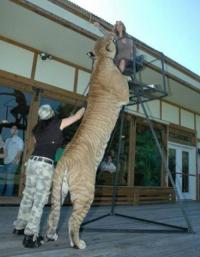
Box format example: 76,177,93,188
13,228,24,235
23,235,44,248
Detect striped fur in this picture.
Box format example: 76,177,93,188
46,33,129,249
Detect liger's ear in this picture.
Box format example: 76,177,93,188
105,40,113,52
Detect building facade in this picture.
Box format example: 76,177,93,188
0,0,200,204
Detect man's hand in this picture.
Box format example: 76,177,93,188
75,107,85,120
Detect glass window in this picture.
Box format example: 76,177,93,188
168,148,176,187
182,151,189,192
134,124,162,186
0,85,32,197
96,115,130,186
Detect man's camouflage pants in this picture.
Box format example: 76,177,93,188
14,159,54,236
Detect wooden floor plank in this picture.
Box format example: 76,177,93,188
0,201,199,257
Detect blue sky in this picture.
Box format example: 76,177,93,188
71,0,200,76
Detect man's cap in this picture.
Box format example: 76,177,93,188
38,104,54,120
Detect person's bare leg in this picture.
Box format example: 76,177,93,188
119,59,126,73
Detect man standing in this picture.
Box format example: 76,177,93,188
13,105,85,248
3,125,24,196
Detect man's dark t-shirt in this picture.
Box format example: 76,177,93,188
32,117,64,160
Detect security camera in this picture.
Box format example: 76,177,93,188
40,52,48,60
86,51,96,59
40,52,52,61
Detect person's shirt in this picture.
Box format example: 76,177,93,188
32,117,64,160
114,36,135,63
4,135,24,164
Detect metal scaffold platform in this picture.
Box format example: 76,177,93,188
81,51,193,234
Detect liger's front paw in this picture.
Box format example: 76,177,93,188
46,233,58,242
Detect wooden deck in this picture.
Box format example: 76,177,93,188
0,201,200,257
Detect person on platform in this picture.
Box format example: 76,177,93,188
94,20,135,73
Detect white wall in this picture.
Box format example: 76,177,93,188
0,40,33,78
35,57,75,91
76,70,91,95
162,102,179,124
126,104,137,113
196,115,200,139
138,100,160,119
181,109,195,129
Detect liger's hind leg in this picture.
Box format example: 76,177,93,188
46,172,68,241
68,197,93,249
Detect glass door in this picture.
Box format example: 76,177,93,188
168,143,196,200
0,85,32,197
